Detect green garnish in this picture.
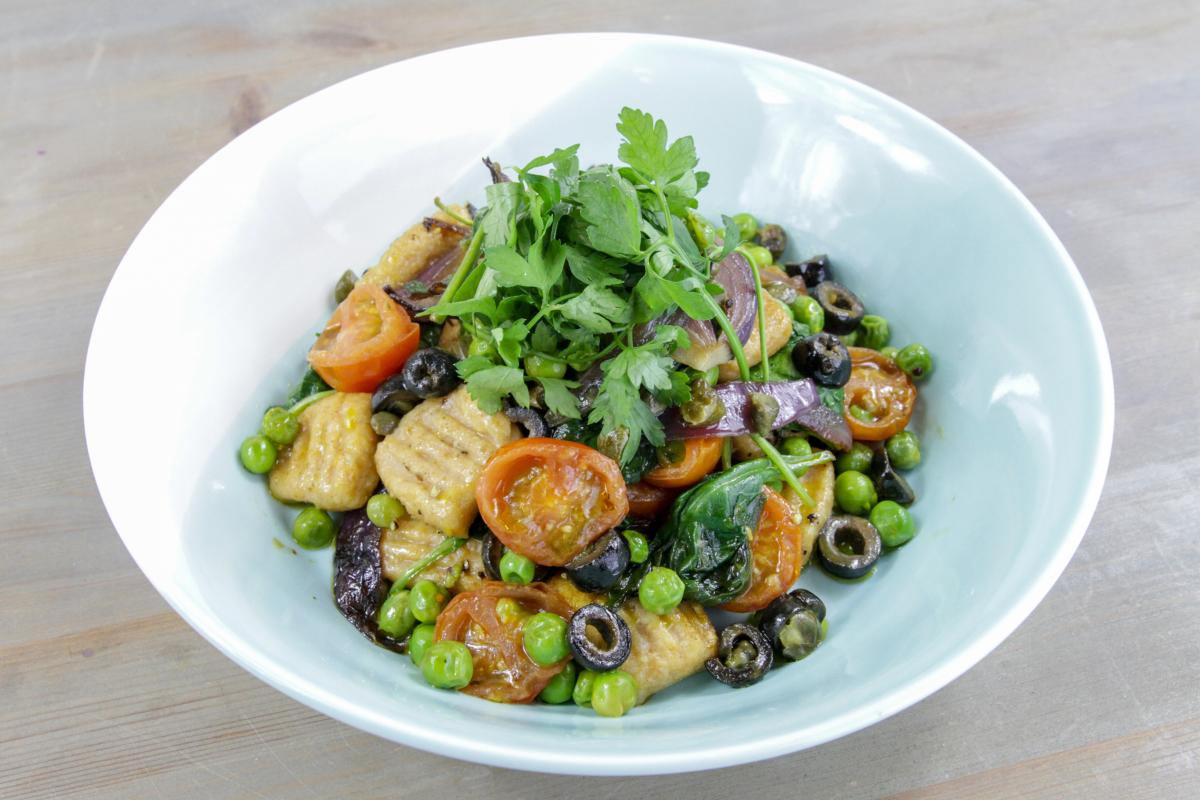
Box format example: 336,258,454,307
426,108,722,464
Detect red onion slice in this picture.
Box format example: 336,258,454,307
712,251,757,346
661,379,852,451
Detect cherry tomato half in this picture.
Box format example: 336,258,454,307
476,438,629,566
720,488,805,613
843,347,917,441
308,283,420,392
643,437,724,489
625,481,677,519
434,581,573,703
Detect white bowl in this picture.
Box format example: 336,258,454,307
84,33,1113,775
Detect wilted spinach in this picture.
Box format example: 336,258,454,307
284,366,331,408
654,452,833,605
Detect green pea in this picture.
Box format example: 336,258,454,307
239,435,277,474
366,493,405,528
834,470,877,515
896,343,933,381
376,589,416,639
261,407,300,446
524,354,567,380
622,530,649,564
686,210,719,251
886,430,921,470
742,244,773,271
292,507,335,549
334,269,357,304
857,315,890,350
522,612,569,666
591,670,638,718
573,669,599,707
790,295,824,333
848,405,874,423
779,436,812,458
836,442,873,474
638,567,685,616
467,336,496,359
731,212,759,242
500,549,536,585
494,597,529,626
408,579,448,623
408,623,436,666
539,661,578,704
870,500,916,547
879,346,900,361
420,640,474,689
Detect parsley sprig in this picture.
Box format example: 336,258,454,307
425,108,814,500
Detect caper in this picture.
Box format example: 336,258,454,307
334,269,357,303
596,427,630,462
680,378,725,426
370,411,400,436
749,392,780,436
765,281,799,308
656,440,686,467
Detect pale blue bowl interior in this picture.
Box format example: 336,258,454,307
147,37,1108,774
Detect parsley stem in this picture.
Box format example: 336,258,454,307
432,226,484,323
752,433,816,507
681,248,811,505
433,197,473,226
746,252,771,382
393,537,467,590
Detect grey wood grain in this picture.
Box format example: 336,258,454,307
2,0,1198,797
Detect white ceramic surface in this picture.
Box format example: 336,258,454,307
84,34,1113,775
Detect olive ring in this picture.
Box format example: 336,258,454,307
504,406,548,438
812,280,865,335
817,515,883,579
567,604,632,672
480,531,506,581
705,623,774,688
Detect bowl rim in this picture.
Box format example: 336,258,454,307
83,31,1114,775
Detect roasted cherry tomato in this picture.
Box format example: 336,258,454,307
643,437,724,489
625,481,676,519
843,347,917,441
476,439,629,566
720,488,805,613
434,581,573,703
308,283,420,392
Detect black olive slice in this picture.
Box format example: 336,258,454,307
505,406,548,438
757,589,827,662
792,332,852,387
784,255,831,288
567,604,632,671
812,281,865,335
565,531,630,592
400,348,461,399
817,515,882,579
371,374,420,416
480,531,505,581
868,442,917,505
705,623,774,688
755,224,788,261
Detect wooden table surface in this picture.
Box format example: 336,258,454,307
4,1,1198,797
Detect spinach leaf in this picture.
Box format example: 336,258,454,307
656,453,833,605
284,367,331,407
